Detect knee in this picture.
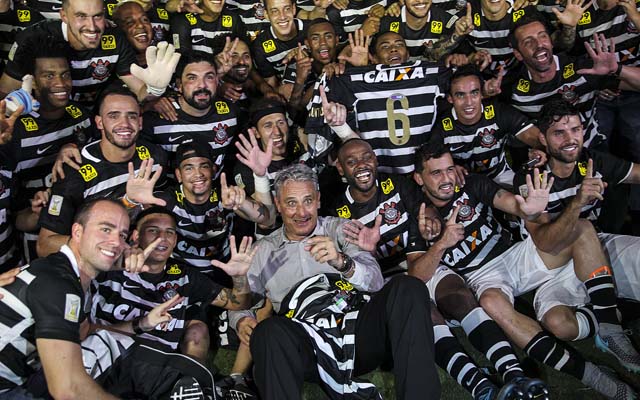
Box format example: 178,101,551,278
541,307,578,341
388,275,430,303
183,320,210,344
250,317,288,355
436,282,479,320
479,289,510,320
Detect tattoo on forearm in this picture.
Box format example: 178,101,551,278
495,189,507,199
232,275,251,295
217,289,231,308
256,203,268,221
424,34,461,61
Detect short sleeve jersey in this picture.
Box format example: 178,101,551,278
251,19,307,79
170,11,247,54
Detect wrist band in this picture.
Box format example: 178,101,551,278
253,173,271,193
122,194,141,209
613,63,623,77
132,317,145,334
331,123,354,140
146,84,166,97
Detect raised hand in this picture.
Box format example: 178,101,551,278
342,215,382,252
211,236,258,276
418,203,442,241
454,3,474,36
131,42,181,96
574,159,607,206
338,30,371,67
235,128,273,177
515,168,554,217
0,99,23,145
294,43,313,84
123,237,163,273
483,65,504,97
576,34,618,76
385,2,402,17
436,206,465,249
527,148,547,168
469,50,492,71
52,143,81,182
220,172,246,211
126,158,166,206
215,36,240,76
319,85,347,126
552,0,594,27
140,294,184,332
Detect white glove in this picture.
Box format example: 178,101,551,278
5,75,40,116
130,42,181,97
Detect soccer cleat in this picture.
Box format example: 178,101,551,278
170,376,206,400
225,383,258,400
474,381,500,400
596,326,640,373
582,363,638,400
492,378,550,400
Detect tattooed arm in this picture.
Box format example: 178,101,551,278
211,276,252,310
423,33,464,62
236,197,274,227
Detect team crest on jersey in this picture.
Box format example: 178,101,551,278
578,161,588,176
263,40,276,53
563,64,575,79
162,288,179,301
21,117,38,131
474,13,481,27
336,205,351,219
380,202,401,224
65,105,83,118
136,145,151,160
213,123,229,144
381,178,395,194
453,199,475,222
517,79,530,93
478,128,497,148
558,85,578,104
442,118,454,131
254,2,266,20
186,13,198,25
215,101,230,114
167,264,182,274
157,8,169,20
579,12,591,25
430,21,443,34
17,9,30,22
64,294,81,323
79,164,98,182
48,195,64,216
512,9,525,22
483,105,495,120
90,59,111,81
101,35,116,50
390,22,400,32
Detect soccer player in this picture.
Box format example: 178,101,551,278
112,0,155,66
215,34,255,109
0,0,44,71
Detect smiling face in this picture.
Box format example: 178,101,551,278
305,21,338,65
256,112,289,160
61,0,106,50
96,94,142,150
276,180,320,241
373,32,409,65
115,2,153,53
336,140,378,195
175,156,213,199
413,153,458,205
480,0,508,18
405,0,432,19
202,0,226,14
513,21,554,73
540,114,584,164
34,57,72,110
266,0,296,40
133,213,177,270
226,40,252,83
447,74,483,125
178,61,217,112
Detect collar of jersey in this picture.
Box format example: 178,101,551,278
269,18,303,41
61,21,69,42
60,244,81,279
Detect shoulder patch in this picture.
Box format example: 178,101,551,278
48,195,64,216
8,42,17,61
17,9,30,22
430,20,443,34
167,264,182,274
107,3,116,16
79,164,98,182
234,173,245,189
222,15,233,28
483,104,495,120
442,117,453,131
563,63,575,79
262,39,276,53
578,12,591,25
578,161,587,176
136,145,151,160
21,117,38,131
381,178,395,194
186,13,198,25
517,79,530,93
336,205,351,219
474,13,481,27
390,21,400,32
101,35,116,50
64,293,81,323
513,9,525,22
215,101,230,114
157,8,169,20
65,105,83,118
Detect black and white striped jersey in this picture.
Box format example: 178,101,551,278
379,6,456,58
156,187,234,274
571,2,640,66
0,5,44,68
90,261,222,351
141,98,239,170
326,173,423,278
5,21,137,106
251,19,307,79
38,139,168,235
326,0,395,41
506,53,618,148
406,174,513,275
0,168,20,272
25,0,62,20
0,246,84,392
314,61,448,174
170,11,247,54
224,0,270,41
513,149,632,230
431,101,533,179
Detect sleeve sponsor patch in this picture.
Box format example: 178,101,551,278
64,293,81,323
48,195,64,216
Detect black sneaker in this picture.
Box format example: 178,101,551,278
169,376,206,400
225,382,257,400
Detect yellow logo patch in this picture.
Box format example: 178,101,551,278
390,21,400,33
17,9,30,22
210,189,218,202
186,13,197,25
335,280,354,291
474,13,481,27
336,205,351,219
442,117,454,131
157,8,169,20
430,20,443,34
101,35,116,50
484,105,495,120
578,161,587,176
167,264,182,274
79,164,98,182
136,145,151,160
215,101,230,114
381,178,395,195
65,105,83,118
513,9,525,22
579,12,591,25
222,15,233,28
517,79,530,93
563,63,575,79
262,39,276,53
107,3,116,15
21,117,38,131
285,309,294,318
454,185,460,193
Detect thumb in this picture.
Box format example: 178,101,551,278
149,196,167,207
130,63,146,81
21,75,33,93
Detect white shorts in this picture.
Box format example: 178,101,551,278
425,265,463,307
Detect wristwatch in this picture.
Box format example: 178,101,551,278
336,253,354,273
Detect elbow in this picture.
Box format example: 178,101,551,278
49,381,82,400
